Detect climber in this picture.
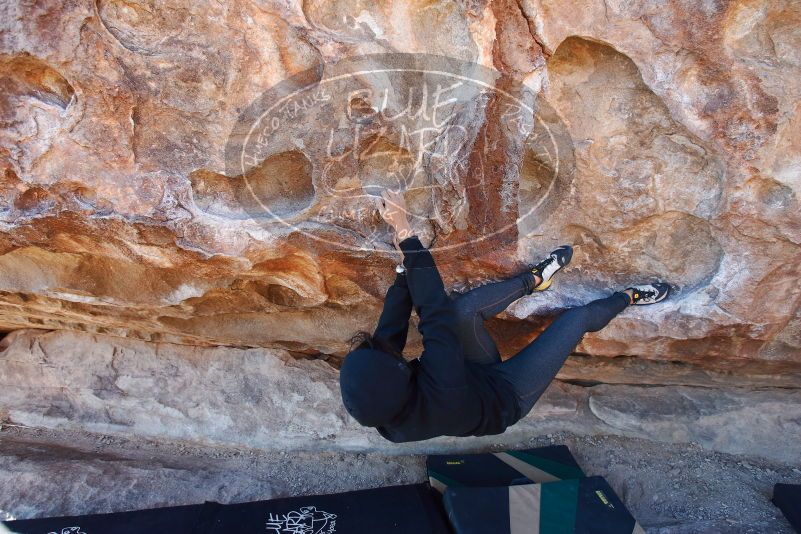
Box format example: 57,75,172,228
339,189,671,443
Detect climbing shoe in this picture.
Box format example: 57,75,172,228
532,245,573,291
626,283,671,305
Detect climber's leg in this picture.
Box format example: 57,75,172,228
492,292,630,416
452,272,537,365
451,246,574,365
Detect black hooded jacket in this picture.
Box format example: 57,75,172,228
365,236,521,442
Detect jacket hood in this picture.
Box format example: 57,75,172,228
339,348,412,427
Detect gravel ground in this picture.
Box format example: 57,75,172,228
1,425,799,533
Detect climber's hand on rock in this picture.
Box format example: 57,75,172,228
377,189,413,243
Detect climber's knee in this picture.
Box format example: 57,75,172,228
452,300,478,330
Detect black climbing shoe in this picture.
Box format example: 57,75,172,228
626,283,671,305
532,245,573,290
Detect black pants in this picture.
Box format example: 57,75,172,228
451,272,630,416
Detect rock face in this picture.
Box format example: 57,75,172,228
1,2,800,383
2,329,800,463
3,3,801,526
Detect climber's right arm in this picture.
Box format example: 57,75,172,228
399,236,467,389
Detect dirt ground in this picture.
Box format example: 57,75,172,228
1,425,799,533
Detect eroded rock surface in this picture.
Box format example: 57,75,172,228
0,2,799,382
2,329,799,463
3,5,801,528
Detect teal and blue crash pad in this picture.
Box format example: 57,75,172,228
442,476,644,534
427,445,585,492
773,483,801,533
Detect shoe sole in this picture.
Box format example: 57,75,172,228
534,278,553,291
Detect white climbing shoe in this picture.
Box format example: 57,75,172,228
626,283,671,305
